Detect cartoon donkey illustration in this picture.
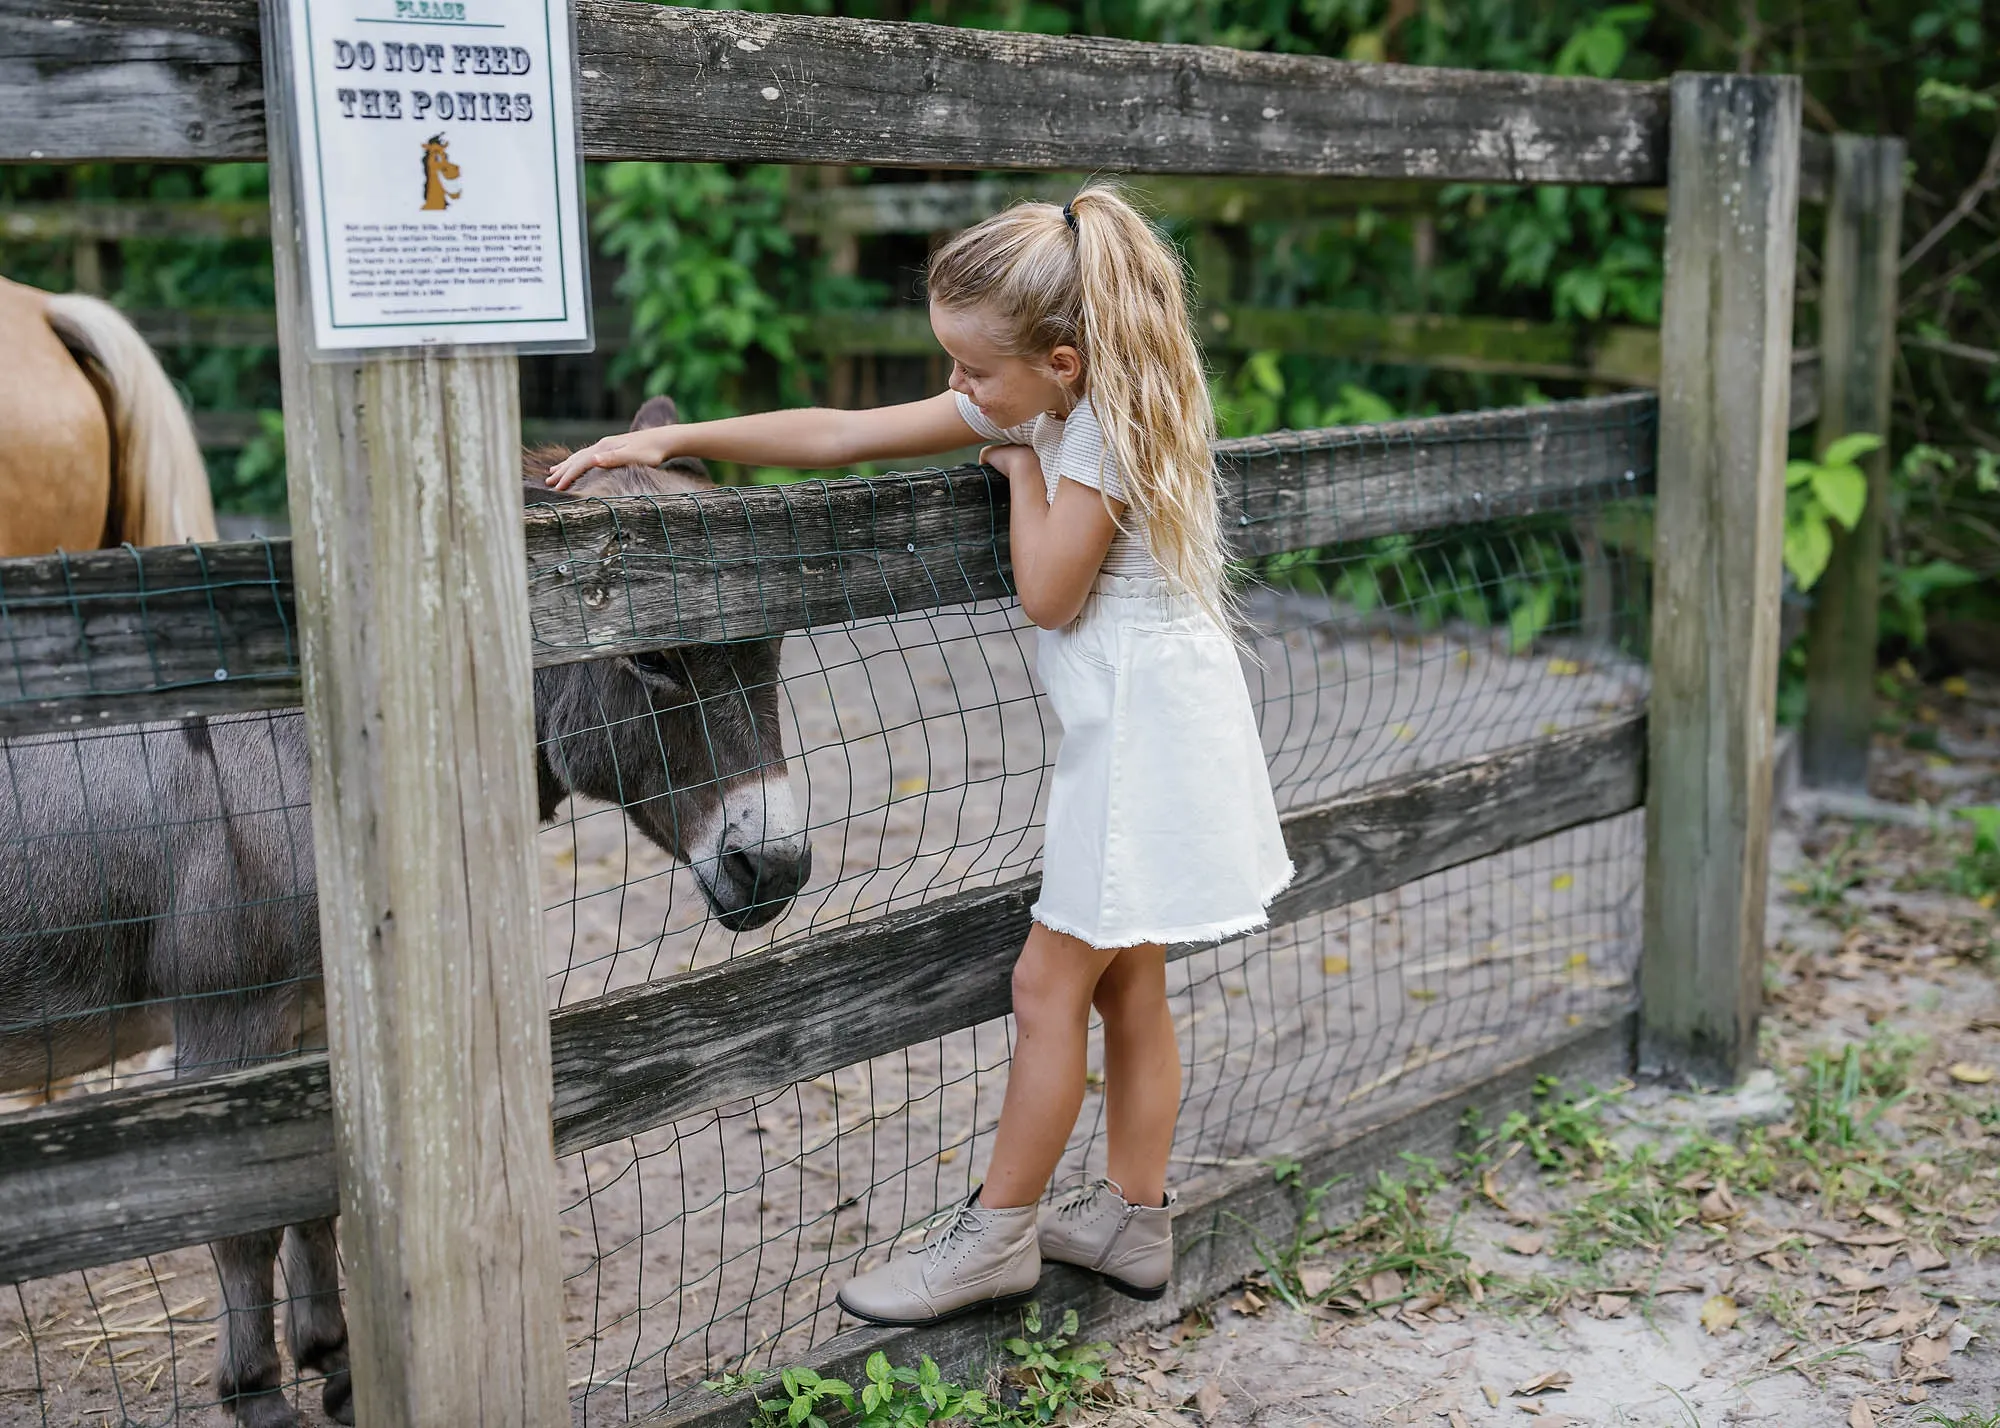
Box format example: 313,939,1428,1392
420,134,461,210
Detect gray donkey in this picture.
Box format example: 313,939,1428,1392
0,397,810,1427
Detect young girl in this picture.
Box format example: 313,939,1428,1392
547,185,1292,1326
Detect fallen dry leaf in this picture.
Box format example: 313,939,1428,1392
1900,1384,1930,1405
1448,1410,1470,1428
1948,1062,1995,1084
1863,1204,1907,1230
1298,1264,1335,1298
1906,1244,1950,1273
1904,1335,1951,1371
1481,1168,1509,1210
1194,1380,1224,1420
1594,1293,1630,1319
1512,1370,1572,1397
1482,1384,1502,1407
1867,1309,1928,1340
1364,1268,1405,1303
1832,1230,1905,1248
1697,1186,1741,1223
1504,1233,1546,1256
1833,1267,1884,1291
1849,1397,1877,1428
1700,1294,1739,1334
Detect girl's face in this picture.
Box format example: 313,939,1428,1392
930,302,1082,431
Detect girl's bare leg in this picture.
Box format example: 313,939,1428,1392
980,921,1123,1209
1092,942,1178,1207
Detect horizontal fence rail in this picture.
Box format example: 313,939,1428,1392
0,713,1644,1285
110,304,1667,387
0,393,1667,737
4,178,1676,244
0,370,1825,739
0,0,1828,197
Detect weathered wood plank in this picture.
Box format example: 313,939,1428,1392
1,0,1671,180
1802,136,1903,793
0,539,299,737
0,1060,336,1285
1641,74,1800,1087
191,410,612,454
0,181,1680,245
0,395,1660,734
0,198,272,241
268,97,568,1423
124,303,1661,386
0,718,1642,1281
643,1015,1635,1428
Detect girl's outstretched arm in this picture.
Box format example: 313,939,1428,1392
543,391,980,489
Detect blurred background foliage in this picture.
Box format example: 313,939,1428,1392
1,0,1994,664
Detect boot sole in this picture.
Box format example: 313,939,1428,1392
1043,1256,1169,1301
835,1284,1039,1329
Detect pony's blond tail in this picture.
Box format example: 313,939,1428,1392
44,293,216,547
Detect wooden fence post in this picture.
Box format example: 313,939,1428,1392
1802,135,1905,792
264,70,568,1428
1640,73,1802,1086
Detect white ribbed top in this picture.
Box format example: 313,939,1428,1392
955,390,1162,579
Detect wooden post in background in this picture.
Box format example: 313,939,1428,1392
1640,74,1801,1086
264,64,568,1428
1802,135,1905,793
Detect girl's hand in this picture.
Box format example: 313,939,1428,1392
979,443,1043,485
544,426,675,489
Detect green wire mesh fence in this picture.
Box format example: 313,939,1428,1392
0,394,1656,1426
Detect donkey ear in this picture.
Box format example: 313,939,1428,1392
630,395,680,432
524,479,581,507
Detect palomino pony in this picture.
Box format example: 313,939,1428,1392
0,275,216,555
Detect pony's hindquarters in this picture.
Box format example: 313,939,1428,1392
0,276,112,555
43,290,216,547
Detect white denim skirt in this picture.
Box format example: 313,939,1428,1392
1032,573,1294,950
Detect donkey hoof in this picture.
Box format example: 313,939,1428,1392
226,1388,299,1428
323,1368,355,1425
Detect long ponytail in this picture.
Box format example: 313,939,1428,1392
927,185,1228,628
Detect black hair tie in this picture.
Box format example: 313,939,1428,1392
1062,201,1078,234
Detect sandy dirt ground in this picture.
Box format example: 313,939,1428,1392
3,589,1651,1426
1097,670,2000,1428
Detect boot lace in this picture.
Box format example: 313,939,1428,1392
915,1196,985,1258
1050,1176,1124,1221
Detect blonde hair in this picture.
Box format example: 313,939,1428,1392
927,184,1228,627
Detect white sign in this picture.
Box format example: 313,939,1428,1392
277,0,591,351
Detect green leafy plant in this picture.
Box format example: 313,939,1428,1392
997,1305,1110,1424
1784,433,1880,590
753,1367,854,1428
1952,805,2000,899
1553,4,1653,79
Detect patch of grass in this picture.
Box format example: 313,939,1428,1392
1917,1410,2000,1428
1787,831,1867,919
1258,1154,1470,1311
1794,1042,1911,1150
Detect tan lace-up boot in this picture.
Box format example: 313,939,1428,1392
1038,1177,1176,1299
836,1191,1041,1327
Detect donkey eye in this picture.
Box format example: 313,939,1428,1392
626,649,685,687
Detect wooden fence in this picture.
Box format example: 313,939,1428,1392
0,2,1901,1421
